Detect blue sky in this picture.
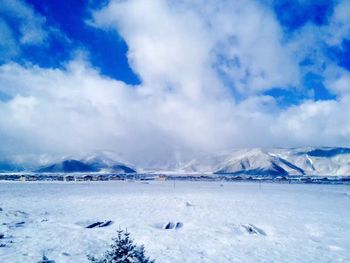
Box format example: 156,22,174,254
274,0,334,30
1,0,350,163
6,0,140,85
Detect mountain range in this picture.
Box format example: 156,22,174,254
1,147,350,176
177,147,350,176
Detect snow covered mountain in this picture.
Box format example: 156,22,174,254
213,149,304,176
1,147,350,176
275,147,350,176
34,153,136,174
83,155,136,173
35,160,95,173
0,161,25,173
180,147,350,176
36,158,136,174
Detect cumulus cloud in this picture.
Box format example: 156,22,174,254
0,57,237,166
274,97,350,146
0,0,350,167
92,0,300,97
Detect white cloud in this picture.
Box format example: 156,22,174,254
208,0,300,94
327,0,350,46
0,0,48,45
274,97,350,146
0,58,238,166
92,0,300,97
0,0,49,63
93,0,224,102
283,0,350,96
2,56,350,167
0,18,19,60
324,65,350,96
1,0,350,167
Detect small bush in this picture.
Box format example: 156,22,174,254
88,229,155,263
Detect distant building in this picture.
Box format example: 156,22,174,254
97,174,109,181
156,175,167,181
64,175,75,181
83,175,93,181
26,175,37,181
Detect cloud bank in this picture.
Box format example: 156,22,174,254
0,0,350,166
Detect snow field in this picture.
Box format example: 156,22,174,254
0,181,349,262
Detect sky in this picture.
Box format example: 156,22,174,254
0,0,350,166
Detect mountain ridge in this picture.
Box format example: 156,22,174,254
1,147,350,176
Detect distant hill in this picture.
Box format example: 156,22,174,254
109,164,136,173
0,161,25,172
36,160,97,173
35,158,136,174
82,155,136,173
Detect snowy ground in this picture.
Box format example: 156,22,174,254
0,181,350,263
